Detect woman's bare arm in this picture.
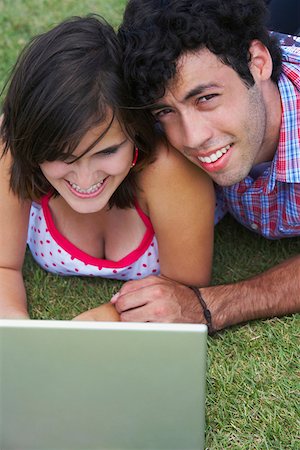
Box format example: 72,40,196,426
0,149,31,318
113,143,215,322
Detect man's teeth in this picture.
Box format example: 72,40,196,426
198,144,231,164
70,181,103,194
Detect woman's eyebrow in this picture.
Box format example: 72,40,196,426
94,138,128,153
64,139,128,164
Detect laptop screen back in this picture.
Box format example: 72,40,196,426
0,320,207,450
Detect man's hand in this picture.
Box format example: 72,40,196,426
111,275,204,323
110,254,300,331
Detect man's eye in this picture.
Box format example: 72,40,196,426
197,94,218,104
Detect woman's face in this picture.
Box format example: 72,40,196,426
40,116,135,214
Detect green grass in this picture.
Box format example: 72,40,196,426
1,2,299,448
0,0,126,83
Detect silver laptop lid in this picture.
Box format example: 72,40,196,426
0,320,207,450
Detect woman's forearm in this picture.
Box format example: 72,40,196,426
0,268,29,318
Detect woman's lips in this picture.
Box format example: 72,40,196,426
66,177,108,198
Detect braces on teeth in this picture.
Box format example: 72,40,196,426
70,180,103,194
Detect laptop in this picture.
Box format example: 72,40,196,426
0,320,207,450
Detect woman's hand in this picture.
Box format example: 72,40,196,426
73,302,120,322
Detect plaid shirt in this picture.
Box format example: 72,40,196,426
218,36,300,239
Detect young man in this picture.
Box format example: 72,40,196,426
111,0,300,333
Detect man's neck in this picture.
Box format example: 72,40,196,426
255,81,282,165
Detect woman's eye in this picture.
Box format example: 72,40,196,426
153,108,173,120
96,148,118,157
57,154,77,164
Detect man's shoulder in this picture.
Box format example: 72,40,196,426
272,31,300,46
275,33,300,91
274,32,300,59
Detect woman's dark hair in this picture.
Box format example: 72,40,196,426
1,14,154,207
119,0,283,106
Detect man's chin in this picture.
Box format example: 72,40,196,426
210,171,249,187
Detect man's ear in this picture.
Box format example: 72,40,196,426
248,40,273,81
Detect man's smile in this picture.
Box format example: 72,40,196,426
197,144,232,164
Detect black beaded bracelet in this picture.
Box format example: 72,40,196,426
188,286,215,335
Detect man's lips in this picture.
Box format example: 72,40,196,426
198,144,231,164
196,144,233,173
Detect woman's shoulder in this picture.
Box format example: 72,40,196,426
137,140,209,187
136,140,213,214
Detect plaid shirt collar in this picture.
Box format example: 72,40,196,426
265,45,300,193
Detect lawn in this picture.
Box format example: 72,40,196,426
1,1,299,448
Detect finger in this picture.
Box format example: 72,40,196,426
118,275,165,296
110,278,153,304
120,303,153,322
120,300,175,323
120,295,183,323
113,287,149,313
114,279,174,313
110,276,166,305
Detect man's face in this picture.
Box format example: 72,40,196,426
150,47,277,186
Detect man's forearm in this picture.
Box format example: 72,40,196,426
202,255,300,331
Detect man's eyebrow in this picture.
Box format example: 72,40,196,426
149,83,220,110
184,83,219,101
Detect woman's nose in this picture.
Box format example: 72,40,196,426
71,159,100,189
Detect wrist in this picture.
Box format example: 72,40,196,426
0,313,30,319
188,286,215,335
0,307,30,320
200,284,243,331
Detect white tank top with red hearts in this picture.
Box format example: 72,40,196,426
27,196,160,280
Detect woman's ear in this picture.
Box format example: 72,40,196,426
248,39,273,81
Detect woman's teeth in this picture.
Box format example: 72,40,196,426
70,180,103,194
198,144,231,164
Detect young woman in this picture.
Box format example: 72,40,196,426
0,15,215,321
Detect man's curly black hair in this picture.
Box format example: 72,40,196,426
119,0,282,107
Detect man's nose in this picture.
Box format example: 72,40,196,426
181,113,213,151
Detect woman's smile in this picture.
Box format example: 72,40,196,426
40,116,135,213
65,176,109,198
